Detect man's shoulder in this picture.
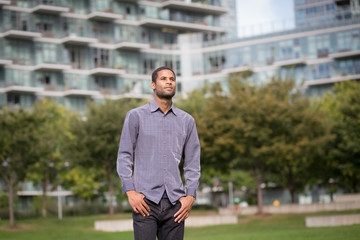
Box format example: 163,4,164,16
127,102,150,117
174,106,195,122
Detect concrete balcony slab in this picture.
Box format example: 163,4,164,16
162,1,227,15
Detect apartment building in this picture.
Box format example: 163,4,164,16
1,0,360,113
0,0,235,112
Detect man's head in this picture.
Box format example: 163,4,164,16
151,66,176,99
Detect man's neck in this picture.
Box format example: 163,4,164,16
154,95,172,114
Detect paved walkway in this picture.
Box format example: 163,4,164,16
94,215,238,232
306,214,360,227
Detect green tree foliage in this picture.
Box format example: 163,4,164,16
320,81,360,193
62,167,101,199
183,72,332,212
0,107,39,227
26,99,71,217
65,98,144,214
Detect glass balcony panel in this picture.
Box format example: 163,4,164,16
161,0,227,15
35,71,64,91
4,39,33,65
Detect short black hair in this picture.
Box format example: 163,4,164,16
151,66,176,83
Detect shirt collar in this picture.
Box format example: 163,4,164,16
150,99,177,116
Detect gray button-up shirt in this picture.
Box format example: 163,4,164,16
117,99,201,205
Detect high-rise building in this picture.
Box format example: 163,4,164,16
1,0,360,113
0,0,235,112
295,0,360,28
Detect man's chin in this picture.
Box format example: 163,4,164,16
156,92,176,99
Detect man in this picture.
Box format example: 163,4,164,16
117,66,201,240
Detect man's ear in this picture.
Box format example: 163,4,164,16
151,81,156,91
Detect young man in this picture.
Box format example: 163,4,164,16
117,66,201,240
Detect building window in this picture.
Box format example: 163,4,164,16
92,49,109,68
7,93,20,105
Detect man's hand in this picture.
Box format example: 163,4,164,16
126,190,150,216
174,195,195,223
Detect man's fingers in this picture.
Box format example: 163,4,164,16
133,207,139,213
143,201,150,212
174,205,185,218
137,203,149,216
175,210,187,223
174,207,188,222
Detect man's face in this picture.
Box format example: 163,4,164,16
151,69,176,99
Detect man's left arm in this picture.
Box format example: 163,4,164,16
174,118,200,223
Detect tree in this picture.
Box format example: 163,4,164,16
194,72,332,212
0,107,38,227
267,87,333,203
320,81,360,193
25,99,71,217
66,98,144,214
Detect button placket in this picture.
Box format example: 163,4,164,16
161,115,167,185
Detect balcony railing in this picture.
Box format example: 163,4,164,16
139,18,224,33
0,0,10,7
161,0,227,15
10,0,65,8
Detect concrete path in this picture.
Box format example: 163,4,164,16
94,215,238,232
305,214,360,227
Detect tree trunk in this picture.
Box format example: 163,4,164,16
289,166,296,203
352,175,358,193
290,186,296,204
8,172,15,227
255,167,263,214
106,163,114,215
41,167,49,217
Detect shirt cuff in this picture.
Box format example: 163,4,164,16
186,188,197,198
122,180,135,194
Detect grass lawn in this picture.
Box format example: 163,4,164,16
1,210,360,240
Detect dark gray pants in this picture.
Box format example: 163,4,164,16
132,198,184,240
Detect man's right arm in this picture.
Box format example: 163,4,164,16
116,111,150,216
117,111,138,194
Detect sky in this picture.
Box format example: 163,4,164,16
236,0,295,37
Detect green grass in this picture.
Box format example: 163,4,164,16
1,210,360,240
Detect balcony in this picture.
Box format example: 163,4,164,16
2,30,41,40
113,42,150,50
274,58,306,68
89,68,125,76
0,0,10,7
330,50,360,59
61,34,98,45
0,59,12,66
222,65,252,74
114,0,138,2
63,88,98,97
31,5,70,14
32,63,71,72
38,85,65,97
2,83,42,94
139,18,225,33
305,74,360,87
161,1,227,15
87,11,123,22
